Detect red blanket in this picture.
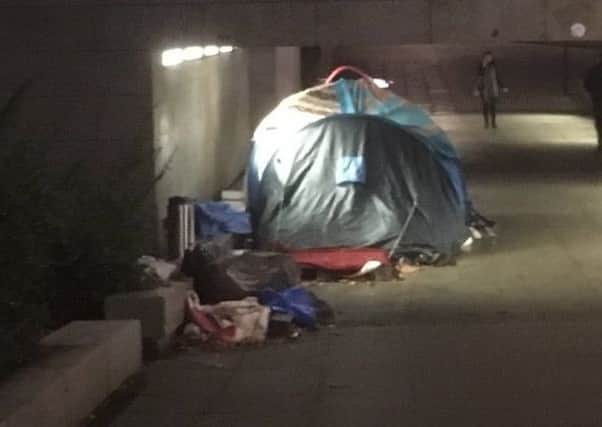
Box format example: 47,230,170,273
289,248,389,271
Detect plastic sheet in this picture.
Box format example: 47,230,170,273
258,288,317,329
194,202,251,238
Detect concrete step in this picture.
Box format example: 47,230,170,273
105,280,193,355
0,321,141,427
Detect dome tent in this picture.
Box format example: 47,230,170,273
247,66,471,257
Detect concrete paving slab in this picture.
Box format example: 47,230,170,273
102,114,602,426
406,322,602,427
0,366,68,427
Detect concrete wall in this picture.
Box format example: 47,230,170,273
275,47,302,102
0,7,158,249
247,47,302,128
152,46,301,203
152,49,251,206
152,47,301,252
333,44,599,113
0,2,601,48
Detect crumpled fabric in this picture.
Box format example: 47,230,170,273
290,248,389,272
186,291,270,344
136,255,178,288
258,287,317,329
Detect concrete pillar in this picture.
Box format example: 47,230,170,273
274,47,302,100
248,46,303,127
152,49,252,255
248,47,277,128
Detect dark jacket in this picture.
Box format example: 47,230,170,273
585,62,602,102
476,62,504,99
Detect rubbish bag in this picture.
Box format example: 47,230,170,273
182,246,301,304
258,288,317,329
224,252,301,293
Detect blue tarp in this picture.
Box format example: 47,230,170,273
250,79,468,211
333,79,466,206
258,287,317,329
194,202,251,238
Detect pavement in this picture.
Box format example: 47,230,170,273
103,114,602,427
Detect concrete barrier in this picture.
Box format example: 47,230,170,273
104,280,193,353
0,320,142,427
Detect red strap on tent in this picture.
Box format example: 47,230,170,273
325,65,374,84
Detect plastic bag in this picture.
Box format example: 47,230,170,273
258,288,317,329
182,247,300,304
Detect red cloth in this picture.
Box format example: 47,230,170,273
186,293,236,341
289,248,389,271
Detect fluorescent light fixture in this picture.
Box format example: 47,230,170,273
372,78,390,89
161,48,184,67
162,45,237,67
203,45,219,56
182,46,204,61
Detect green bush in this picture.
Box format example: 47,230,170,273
0,84,164,379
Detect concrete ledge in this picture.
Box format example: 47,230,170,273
0,320,142,427
104,280,192,353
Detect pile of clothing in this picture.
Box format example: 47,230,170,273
180,237,334,345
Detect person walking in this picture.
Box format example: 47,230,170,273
474,51,507,129
584,53,602,149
